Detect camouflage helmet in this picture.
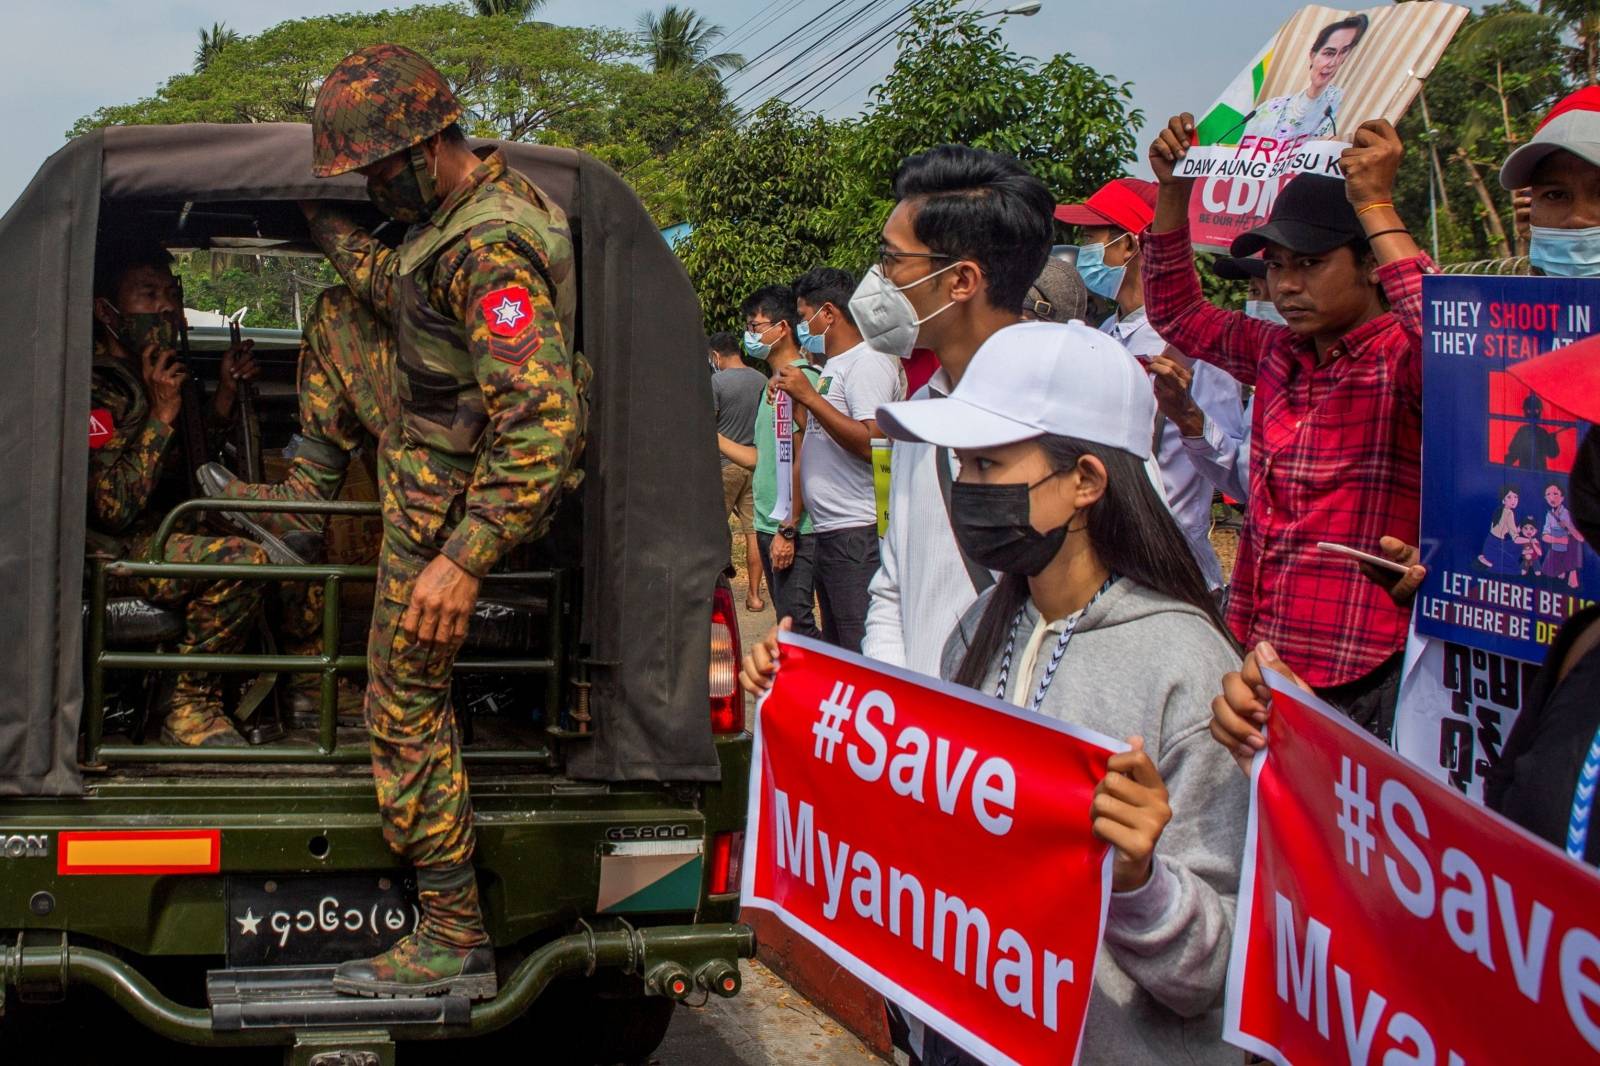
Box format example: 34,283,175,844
311,44,463,178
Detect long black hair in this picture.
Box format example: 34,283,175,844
952,433,1239,690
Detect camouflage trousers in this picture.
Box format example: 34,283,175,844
223,285,400,658
366,532,475,870
119,532,269,742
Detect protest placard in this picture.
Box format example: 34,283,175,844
741,633,1123,1066
1415,275,1600,663
1225,673,1600,1064
1184,3,1465,251
1393,628,1538,804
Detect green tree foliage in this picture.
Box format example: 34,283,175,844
637,5,745,78
194,22,240,73
678,0,1141,331
175,255,340,330
676,102,842,333
469,0,545,17
825,0,1140,264
74,4,733,318
1394,1,1569,265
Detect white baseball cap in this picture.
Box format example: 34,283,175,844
874,320,1156,459
1500,86,1600,189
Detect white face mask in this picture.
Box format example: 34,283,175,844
1244,299,1287,325
848,261,961,358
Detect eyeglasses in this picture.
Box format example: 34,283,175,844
877,243,955,273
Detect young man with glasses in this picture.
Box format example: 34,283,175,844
860,146,1054,673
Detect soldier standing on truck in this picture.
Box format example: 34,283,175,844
297,44,587,1001
89,244,265,748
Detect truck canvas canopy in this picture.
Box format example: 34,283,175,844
0,122,724,795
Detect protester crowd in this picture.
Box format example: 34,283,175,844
723,86,1600,1065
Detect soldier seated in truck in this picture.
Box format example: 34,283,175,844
88,242,271,747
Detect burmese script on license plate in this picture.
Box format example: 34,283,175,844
226,874,419,967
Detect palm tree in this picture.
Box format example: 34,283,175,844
637,5,746,79
194,22,240,73
470,0,545,17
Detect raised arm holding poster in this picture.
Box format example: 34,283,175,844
1415,274,1599,663
1179,3,1467,251
742,633,1123,1066
1225,672,1600,1064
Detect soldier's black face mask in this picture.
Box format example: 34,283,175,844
367,145,441,224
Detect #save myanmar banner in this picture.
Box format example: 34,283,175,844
1226,673,1600,1064
1177,3,1465,251
1416,275,1600,664
742,634,1122,1066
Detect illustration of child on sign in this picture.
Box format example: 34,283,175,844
1517,516,1543,576
1476,487,1522,571
1541,481,1587,588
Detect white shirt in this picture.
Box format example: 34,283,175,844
1180,394,1252,504
1101,307,1244,590
862,371,992,676
800,342,905,533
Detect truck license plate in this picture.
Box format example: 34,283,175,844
226,874,418,967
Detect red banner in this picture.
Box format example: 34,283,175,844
741,633,1123,1066
1226,674,1600,1064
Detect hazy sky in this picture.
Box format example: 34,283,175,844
0,1,1417,213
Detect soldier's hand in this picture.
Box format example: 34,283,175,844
142,342,186,425
403,555,481,646
213,339,258,418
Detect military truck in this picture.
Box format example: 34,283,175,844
0,123,751,1065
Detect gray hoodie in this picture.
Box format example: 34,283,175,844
940,578,1247,1066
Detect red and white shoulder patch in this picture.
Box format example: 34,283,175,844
479,284,544,366
89,407,114,449
480,285,534,338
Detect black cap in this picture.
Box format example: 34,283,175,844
1230,174,1363,257
1212,255,1267,282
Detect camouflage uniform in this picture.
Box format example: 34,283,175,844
307,44,588,996
216,286,398,689
90,349,263,745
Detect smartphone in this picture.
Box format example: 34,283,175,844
1316,541,1412,575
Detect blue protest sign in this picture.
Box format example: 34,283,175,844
1415,274,1599,663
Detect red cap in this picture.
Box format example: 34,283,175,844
1509,334,1600,425
1054,178,1158,234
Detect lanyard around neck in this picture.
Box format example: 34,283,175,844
993,576,1117,713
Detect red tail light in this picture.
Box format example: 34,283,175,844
709,829,745,895
710,583,744,734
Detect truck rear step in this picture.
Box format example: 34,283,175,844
207,965,470,1031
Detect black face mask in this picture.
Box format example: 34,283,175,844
1570,426,1600,548
950,472,1072,577
366,146,440,223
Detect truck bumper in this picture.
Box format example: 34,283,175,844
0,921,755,1046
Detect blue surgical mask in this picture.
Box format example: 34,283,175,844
796,309,829,356
1529,225,1600,278
743,324,779,360
1074,235,1131,301
1244,299,1287,325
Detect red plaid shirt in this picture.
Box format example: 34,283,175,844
1141,225,1434,688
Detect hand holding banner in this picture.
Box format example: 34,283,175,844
742,633,1124,1066
1225,673,1600,1064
